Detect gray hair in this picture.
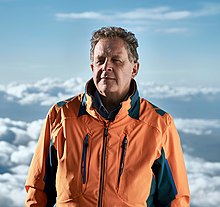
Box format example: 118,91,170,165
90,26,139,63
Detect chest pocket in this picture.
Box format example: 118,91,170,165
56,133,90,201
116,135,152,204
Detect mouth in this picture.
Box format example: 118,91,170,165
100,77,115,80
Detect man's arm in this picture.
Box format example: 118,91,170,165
147,115,190,207
25,111,57,207
164,116,190,207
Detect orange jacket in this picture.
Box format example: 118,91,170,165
25,79,190,207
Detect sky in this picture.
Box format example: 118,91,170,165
0,0,220,86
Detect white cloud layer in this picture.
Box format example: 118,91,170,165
140,82,220,100
175,118,220,135
0,118,44,207
185,154,220,206
0,116,220,206
1,77,220,107
0,77,85,106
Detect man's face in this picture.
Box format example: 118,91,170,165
90,38,139,98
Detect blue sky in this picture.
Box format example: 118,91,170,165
0,0,220,86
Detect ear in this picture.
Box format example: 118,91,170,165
90,63,94,72
132,62,139,78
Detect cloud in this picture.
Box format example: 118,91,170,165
56,11,106,20
0,117,43,170
0,172,27,207
54,3,220,36
0,118,43,144
139,82,220,100
0,77,85,107
185,154,220,207
55,3,220,22
192,2,220,17
1,78,220,108
1,77,220,123
114,7,191,21
0,118,42,207
0,141,16,169
175,118,220,135
155,27,189,34
55,7,191,22
0,194,15,207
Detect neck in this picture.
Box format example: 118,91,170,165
100,90,129,112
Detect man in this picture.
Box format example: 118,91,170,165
25,26,190,207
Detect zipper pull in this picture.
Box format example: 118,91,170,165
104,126,108,137
104,122,110,137
118,136,128,186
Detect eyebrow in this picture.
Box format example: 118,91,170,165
96,54,122,59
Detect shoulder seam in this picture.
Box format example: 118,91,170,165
148,101,167,117
56,96,76,108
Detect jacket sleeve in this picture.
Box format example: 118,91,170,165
25,108,58,207
150,115,190,207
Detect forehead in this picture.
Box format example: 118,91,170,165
94,38,128,57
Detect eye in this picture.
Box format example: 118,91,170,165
96,59,105,65
112,58,121,63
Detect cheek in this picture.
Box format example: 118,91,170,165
118,70,132,80
92,66,98,75
92,67,102,80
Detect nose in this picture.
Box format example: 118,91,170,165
102,58,113,72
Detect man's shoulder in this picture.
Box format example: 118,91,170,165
56,95,80,108
139,98,173,132
56,93,84,108
47,93,84,121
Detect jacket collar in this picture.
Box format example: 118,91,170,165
78,78,140,121
93,89,121,121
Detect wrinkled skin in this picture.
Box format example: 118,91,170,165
90,38,139,110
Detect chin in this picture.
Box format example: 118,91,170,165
99,88,115,96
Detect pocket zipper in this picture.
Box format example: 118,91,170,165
81,134,89,184
118,136,128,187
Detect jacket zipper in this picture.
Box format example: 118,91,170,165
98,122,109,207
81,134,89,184
118,136,128,187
